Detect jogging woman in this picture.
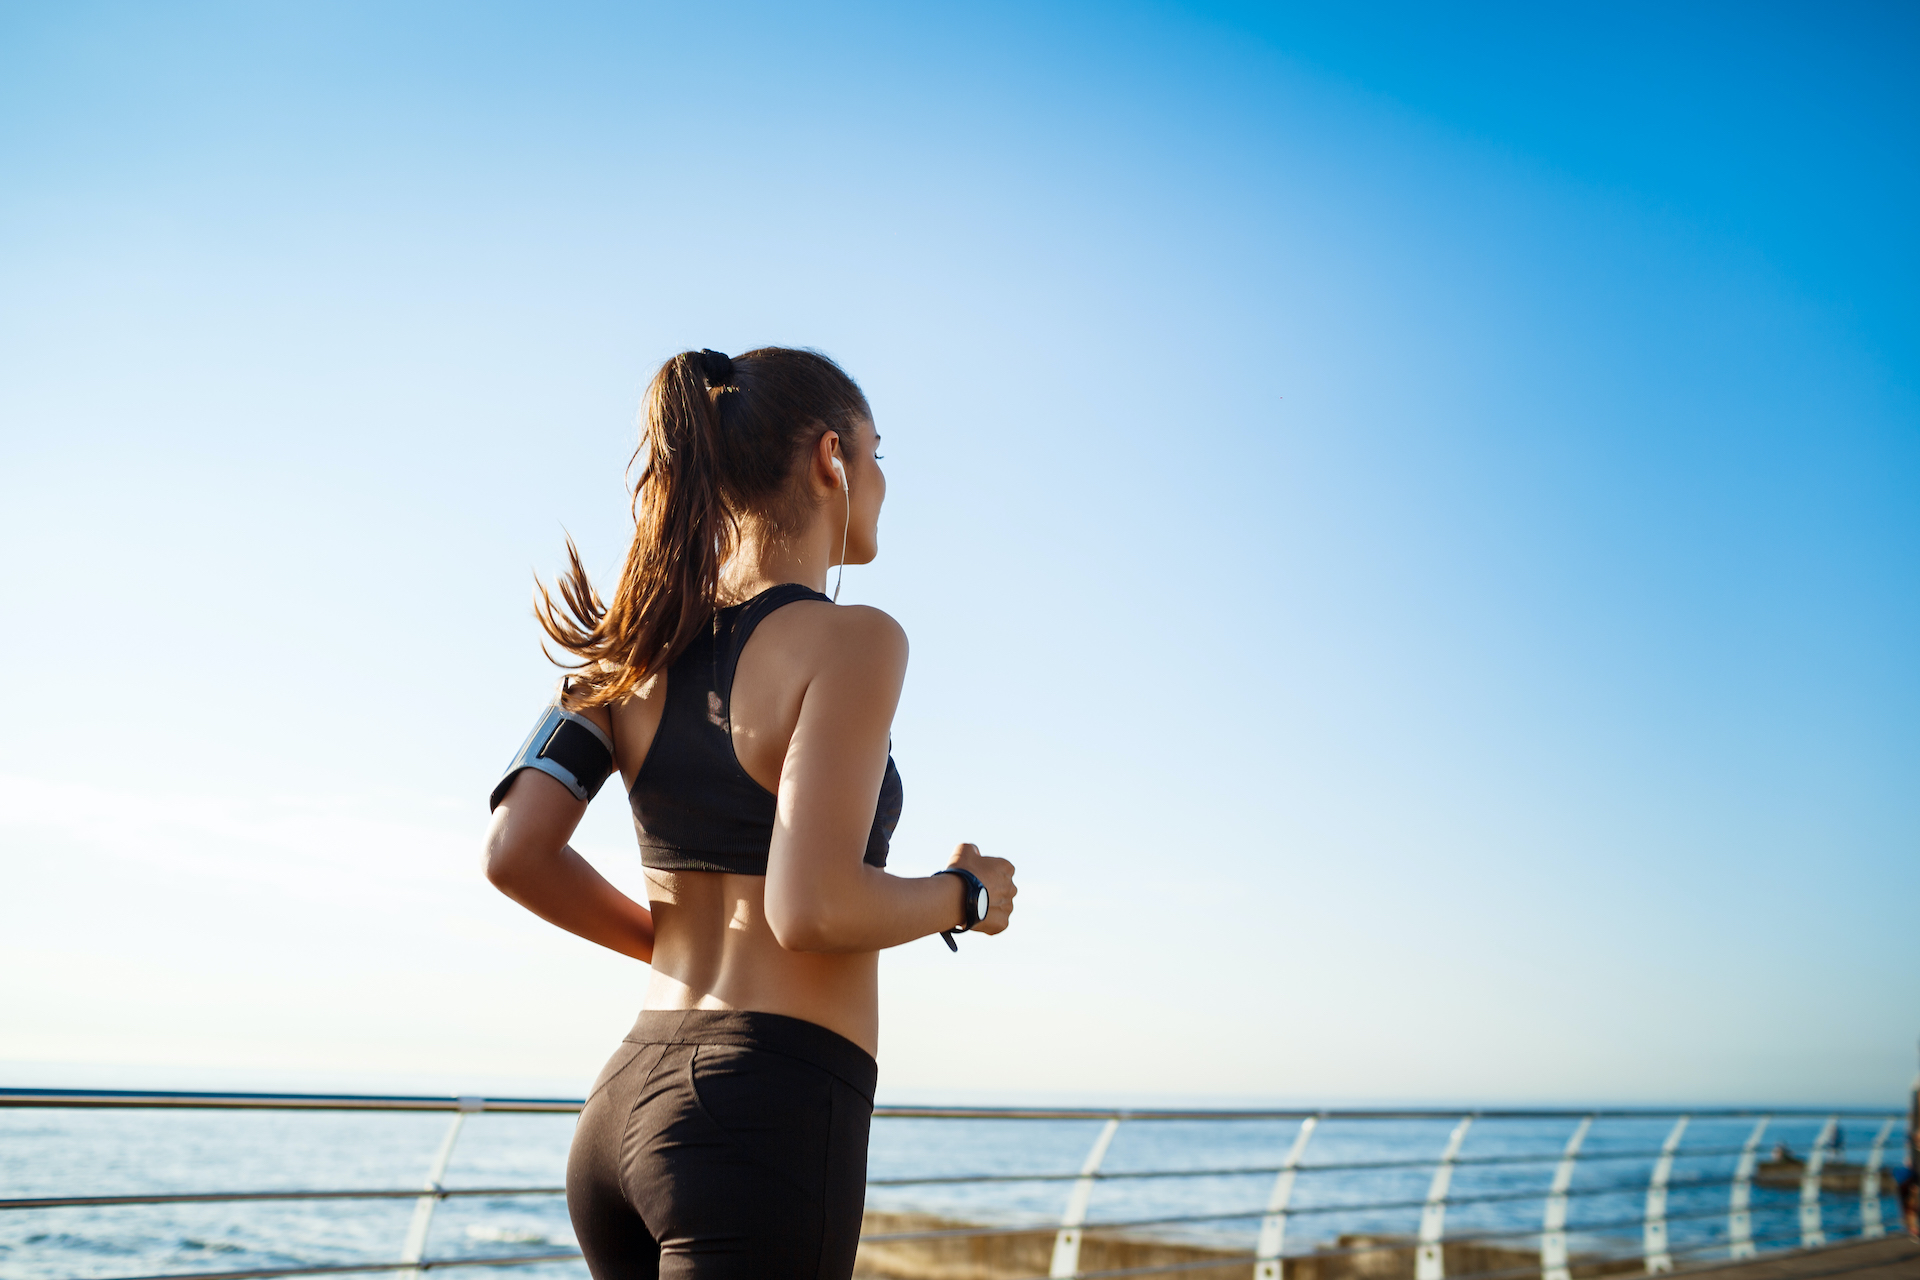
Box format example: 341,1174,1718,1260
482,347,1017,1280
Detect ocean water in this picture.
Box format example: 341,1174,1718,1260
0,1106,1902,1280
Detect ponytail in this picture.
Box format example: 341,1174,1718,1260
535,346,870,710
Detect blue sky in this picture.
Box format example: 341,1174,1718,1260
0,1,1914,1105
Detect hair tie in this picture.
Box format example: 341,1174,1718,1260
698,349,735,386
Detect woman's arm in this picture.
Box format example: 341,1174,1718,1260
763,608,1016,953
483,767,655,963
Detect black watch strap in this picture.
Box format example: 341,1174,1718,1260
934,867,988,952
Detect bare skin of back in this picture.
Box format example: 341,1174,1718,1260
484,424,1016,1058
603,598,908,1052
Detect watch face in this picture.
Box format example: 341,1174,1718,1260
971,886,988,924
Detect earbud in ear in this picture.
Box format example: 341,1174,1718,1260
829,452,850,603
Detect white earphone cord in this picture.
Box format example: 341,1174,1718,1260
833,463,849,604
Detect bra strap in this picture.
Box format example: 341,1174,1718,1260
715,583,832,722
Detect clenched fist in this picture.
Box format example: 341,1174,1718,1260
945,842,1016,935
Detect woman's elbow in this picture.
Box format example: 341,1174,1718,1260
483,824,534,894
483,850,516,894
765,895,847,953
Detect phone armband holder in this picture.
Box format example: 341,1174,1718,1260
489,702,615,811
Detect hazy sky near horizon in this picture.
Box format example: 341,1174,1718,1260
1,1,1915,1105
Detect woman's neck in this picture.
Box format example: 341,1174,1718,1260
721,517,836,603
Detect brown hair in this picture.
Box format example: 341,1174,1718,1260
536,346,871,710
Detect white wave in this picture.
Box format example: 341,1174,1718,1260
465,1226,550,1245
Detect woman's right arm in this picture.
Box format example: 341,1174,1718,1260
484,767,656,963
762,607,1016,954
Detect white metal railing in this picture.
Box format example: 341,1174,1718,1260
0,1090,1904,1280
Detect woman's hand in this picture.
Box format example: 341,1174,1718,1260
945,842,1016,936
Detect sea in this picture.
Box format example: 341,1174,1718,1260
0,1104,1902,1280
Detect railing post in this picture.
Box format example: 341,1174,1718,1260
1049,1116,1121,1279
1415,1116,1473,1280
1799,1115,1837,1248
1540,1116,1592,1280
1860,1116,1896,1238
1642,1115,1688,1273
399,1097,483,1280
1253,1116,1319,1280
1728,1116,1769,1260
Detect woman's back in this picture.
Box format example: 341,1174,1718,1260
597,583,908,1054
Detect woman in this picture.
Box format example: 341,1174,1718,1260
482,347,1017,1280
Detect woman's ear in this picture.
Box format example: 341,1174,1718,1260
819,431,846,488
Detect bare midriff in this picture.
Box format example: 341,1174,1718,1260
639,870,880,1054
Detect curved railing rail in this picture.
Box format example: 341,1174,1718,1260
0,1089,1903,1280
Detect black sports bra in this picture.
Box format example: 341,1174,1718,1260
630,583,903,874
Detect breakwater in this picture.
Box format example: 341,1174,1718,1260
854,1212,1655,1280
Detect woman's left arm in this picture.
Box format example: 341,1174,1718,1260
484,764,655,963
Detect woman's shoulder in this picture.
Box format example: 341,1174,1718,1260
765,599,908,677
831,603,908,653
788,599,906,651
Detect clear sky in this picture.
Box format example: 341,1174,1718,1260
1,1,1915,1106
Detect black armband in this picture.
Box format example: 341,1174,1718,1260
489,702,615,811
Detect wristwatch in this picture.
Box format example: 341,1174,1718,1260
934,867,989,952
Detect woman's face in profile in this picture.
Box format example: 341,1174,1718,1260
846,420,886,565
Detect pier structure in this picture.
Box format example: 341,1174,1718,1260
1,1089,1910,1280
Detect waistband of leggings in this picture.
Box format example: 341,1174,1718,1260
624,1008,878,1101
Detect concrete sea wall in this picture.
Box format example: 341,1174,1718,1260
854,1213,1647,1280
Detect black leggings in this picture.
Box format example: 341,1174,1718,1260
566,1009,877,1280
